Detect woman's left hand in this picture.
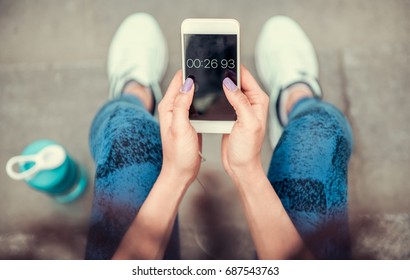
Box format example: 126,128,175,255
158,70,201,187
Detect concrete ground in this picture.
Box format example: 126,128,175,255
1,0,409,259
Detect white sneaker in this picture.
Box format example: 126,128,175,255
108,13,168,114
255,16,322,149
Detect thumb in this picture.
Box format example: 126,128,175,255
221,134,231,173
172,77,195,132
222,77,254,123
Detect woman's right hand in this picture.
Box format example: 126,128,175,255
221,65,269,179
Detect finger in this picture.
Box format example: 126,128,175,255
171,77,195,134
240,64,262,93
159,70,183,133
161,70,183,105
222,77,255,125
240,65,268,105
240,65,269,121
221,134,231,173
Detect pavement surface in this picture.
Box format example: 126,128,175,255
1,0,409,259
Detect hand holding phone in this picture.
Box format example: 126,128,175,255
221,65,269,177
158,70,202,186
181,18,240,133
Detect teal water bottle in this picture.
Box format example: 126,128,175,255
6,139,88,203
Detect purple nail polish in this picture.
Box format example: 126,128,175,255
180,77,194,93
223,77,237,91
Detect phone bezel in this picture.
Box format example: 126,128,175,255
181,18,240,134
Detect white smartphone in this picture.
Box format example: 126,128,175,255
181,18,240,134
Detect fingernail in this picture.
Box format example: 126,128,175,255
223,77,237,91
180,77,194,93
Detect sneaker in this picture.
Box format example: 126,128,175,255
108,13,168,115
255,16,322,149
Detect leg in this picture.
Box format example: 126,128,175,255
267,98,353,259
85,13,175,259
85,95,179,259
255,16,352,259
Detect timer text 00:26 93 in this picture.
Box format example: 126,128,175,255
186,58,235,69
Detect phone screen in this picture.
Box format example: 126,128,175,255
184,34,237,121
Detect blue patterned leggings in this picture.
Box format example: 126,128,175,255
85,95,352,259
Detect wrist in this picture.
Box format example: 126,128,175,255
158,165,194,190
229,161,266,187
